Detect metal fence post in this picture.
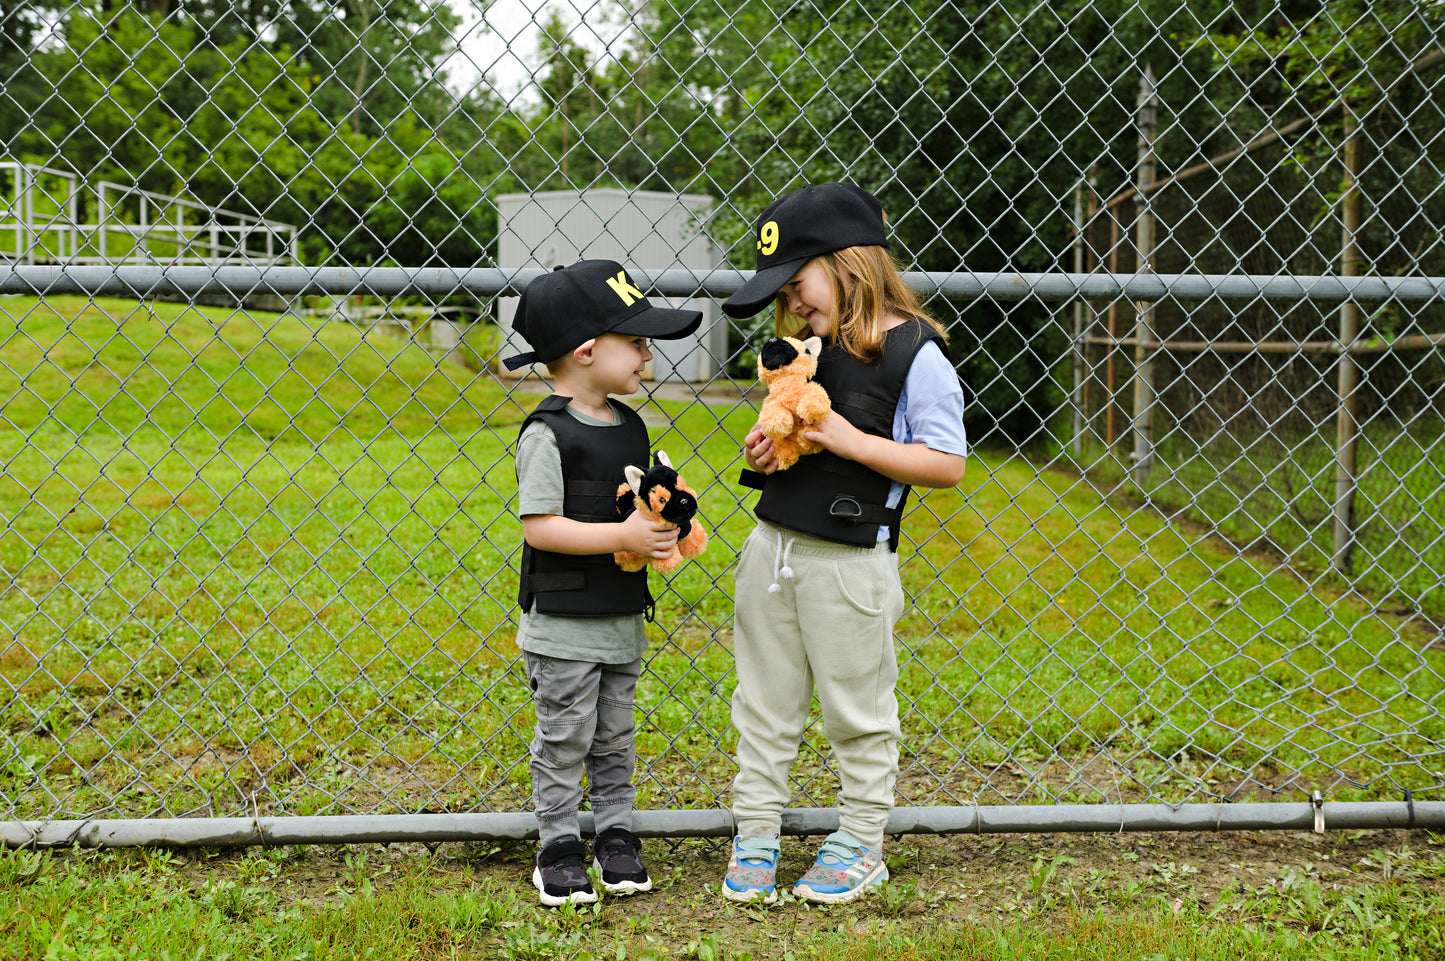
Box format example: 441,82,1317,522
1131,65,1158,490
1072,179,1086,458
1333,105,1364,575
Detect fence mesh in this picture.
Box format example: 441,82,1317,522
2,0,1444,826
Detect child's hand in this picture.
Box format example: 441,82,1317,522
620,509,680,559
801,412,866,461
743,425,778,474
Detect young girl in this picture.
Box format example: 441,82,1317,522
719,182,968,904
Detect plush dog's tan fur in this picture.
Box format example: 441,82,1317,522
756,335,830,471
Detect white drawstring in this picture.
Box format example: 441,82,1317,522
768,534,795,593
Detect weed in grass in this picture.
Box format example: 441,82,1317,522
1026,852,1075,897
682,932,751,961
234,849,281,884
0,847,48,887
552,896,602,928
1111,878,1146,906
872,877,922,917
201,870,269,919
1148,860,1199,888
139,847,178,876
501,921,583,961
451,884,514,931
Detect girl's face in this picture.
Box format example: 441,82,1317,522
780,261,838,338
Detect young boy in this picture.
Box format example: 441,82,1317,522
502,259,702,907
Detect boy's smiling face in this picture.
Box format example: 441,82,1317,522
577,332,653,396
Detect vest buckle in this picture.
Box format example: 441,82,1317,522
829,495,864,523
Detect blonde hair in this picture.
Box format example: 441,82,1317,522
773,245,948,362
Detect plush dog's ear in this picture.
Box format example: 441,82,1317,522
655,450,673,470
625,465,645,494
802,336,823,357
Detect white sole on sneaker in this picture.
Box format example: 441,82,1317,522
793,863,889,904
592,858,653,895
721,883,777,905
532,866,599,907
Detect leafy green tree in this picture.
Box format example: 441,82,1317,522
18,9,191,188
361,151,493,266
271,0,462,136
612,0,1235,441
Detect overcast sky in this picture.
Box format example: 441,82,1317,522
440,0,632,102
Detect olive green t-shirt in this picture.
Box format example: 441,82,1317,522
515,402,647,664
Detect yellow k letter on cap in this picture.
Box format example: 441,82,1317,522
606,270,645,306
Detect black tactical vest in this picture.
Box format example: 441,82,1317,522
743,319,945,550
517,395,653,618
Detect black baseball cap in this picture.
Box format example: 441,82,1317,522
503,259,703,370
722,182,890,318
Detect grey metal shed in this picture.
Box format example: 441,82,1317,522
495,189,725,382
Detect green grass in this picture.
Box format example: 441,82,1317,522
2,835,1443,960
1069,427,1445,616
1,295,1443,822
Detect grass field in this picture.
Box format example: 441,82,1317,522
2,826,1443,960
1,294,1443,824
1070,427,1445,618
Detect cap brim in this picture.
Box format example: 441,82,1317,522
721,257,809,318
608,303,704,340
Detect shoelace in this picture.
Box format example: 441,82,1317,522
767,535,795,593
735,837,779,864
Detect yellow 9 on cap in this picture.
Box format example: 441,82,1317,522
757,220,779,256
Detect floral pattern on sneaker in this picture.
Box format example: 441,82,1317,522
721,833,781,904
792,831,888,904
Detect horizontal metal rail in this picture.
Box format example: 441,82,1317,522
3,265,1445,304
5,802,1441,849
1086,333,1445,354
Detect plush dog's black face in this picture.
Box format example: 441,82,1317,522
616,457,698,537
654,481,696,526
759,337,799,371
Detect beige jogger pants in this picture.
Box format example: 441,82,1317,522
730,521,906,852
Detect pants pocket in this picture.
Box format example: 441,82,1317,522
833,555,888,617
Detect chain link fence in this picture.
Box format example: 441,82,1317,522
2,0,1444,834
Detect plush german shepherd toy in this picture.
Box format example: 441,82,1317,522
756,335,831,470
613,450,709,574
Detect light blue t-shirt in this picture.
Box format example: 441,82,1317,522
880,339,969,541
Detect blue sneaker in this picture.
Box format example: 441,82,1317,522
721,833,780,904
792,831,888,904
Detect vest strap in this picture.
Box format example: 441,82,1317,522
833,390,895,420
529,571,586,592
828,495,900,527
569,479,622,496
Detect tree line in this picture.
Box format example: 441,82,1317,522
1,0,1439,440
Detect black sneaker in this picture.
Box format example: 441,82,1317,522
592,827,653,895
532,837,598,907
